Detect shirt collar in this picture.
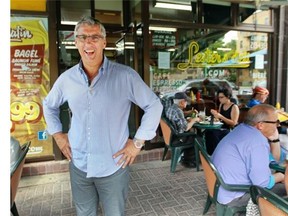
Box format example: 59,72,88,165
77,55,108,76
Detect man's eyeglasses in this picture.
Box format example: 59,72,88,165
259,120,280,125
75,34,104,42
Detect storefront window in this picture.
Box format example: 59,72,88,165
61,0,91,25
150,27,268,105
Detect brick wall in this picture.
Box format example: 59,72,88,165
22,148,170,177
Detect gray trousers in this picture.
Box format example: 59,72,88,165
69,162,130,216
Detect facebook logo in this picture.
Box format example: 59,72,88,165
38,131,48,140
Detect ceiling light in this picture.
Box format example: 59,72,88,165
61,21,77,25
149,26,177,32
125,42,135,46
124,46,135,49
65,46,77,49
154,2,191,11
105,47,117,50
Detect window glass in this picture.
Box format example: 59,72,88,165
239,5,271,25
150,27,269,105
61,0,91,24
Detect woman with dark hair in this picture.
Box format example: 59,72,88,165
211,88,239,129
205,88,239,155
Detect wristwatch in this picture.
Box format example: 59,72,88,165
133,138,145,149
268,138,280,143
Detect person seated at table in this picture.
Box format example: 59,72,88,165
211,104,286,209
165,92,200,168
246,86,269,108
205,88,239,155
246,86,288,145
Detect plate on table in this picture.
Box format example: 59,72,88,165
199,121,210,125
198,121,223,125
212,121,223,125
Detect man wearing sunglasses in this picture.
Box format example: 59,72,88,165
211,104,286,210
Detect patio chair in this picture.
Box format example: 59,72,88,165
160,116,199,173
10,141,31,216
195,138,250,215
250,185,288,216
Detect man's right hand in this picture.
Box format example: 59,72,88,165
53,132,72,161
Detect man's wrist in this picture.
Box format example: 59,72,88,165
268,138,280,143
133,138,145,149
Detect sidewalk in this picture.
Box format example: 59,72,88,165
15,160,216,216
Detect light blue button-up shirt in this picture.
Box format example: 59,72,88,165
211,123,274,204
43,57,163,177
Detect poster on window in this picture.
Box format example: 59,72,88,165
10,16,53,159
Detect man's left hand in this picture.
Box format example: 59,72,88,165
113,139,142,168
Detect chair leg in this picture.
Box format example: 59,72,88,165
162,146,169,161
216,202,227,216
203,195,212,215
194,141,200,171
170,148,182,173
11,202,19,216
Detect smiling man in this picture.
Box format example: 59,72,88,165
43,16,163,216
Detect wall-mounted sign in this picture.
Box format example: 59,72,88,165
152,31,176,47
177,41,250,70
10,16,53,159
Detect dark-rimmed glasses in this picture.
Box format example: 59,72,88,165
75,34,104,42
258,120,280,126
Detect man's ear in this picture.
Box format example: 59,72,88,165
255,122,263,131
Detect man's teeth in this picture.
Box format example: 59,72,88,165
85,50,95,53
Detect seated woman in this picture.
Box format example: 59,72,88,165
205,88,239,155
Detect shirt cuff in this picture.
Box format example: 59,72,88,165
267,175,275,189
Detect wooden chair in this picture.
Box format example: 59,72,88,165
250,185,288,216
195,138,250,215
159,116,199,173
10,141,31,216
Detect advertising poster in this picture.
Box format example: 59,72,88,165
10,16,53,159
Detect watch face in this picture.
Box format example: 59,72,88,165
134,140,143,148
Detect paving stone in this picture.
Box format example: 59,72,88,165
16,160,216,216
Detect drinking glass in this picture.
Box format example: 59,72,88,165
198,110,206,121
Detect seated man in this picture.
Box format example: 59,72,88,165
246,86,269,108
211,104,286,208
165,92,199,168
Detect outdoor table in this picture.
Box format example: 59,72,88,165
193,121,223,171
193,121,223,147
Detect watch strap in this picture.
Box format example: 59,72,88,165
268,138,280,143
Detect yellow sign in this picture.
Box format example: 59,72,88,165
11,0,47,12
177,41,250,70
10,17,53,159
278,111,288,123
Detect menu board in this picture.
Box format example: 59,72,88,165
152,31,176,47
10,16,53,159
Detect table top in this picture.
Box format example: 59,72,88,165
193,122,223,130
